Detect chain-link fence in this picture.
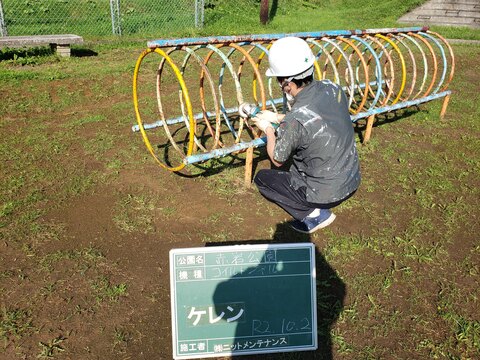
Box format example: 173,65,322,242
0,0,204,37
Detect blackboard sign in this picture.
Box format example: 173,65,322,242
169,243,317,359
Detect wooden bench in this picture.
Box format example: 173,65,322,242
0,34,83,57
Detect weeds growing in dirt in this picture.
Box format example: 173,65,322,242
91,277,128,303
37,335,66,359
1,307,34,347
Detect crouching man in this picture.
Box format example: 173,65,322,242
252,36,361,234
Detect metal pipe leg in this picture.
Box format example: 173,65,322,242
244,147,254,188
363,114,375,144
440,94,451,119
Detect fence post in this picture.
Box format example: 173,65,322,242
195,0,204,28
110,0,122,35
0,0,7,37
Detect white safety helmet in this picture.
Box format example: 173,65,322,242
265,36,315,79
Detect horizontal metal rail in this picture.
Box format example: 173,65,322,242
184,90,451,165
131,80,380,132
147,27,429,48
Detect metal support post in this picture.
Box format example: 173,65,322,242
0,0,7,37
110,0,122,35
195,0,205,28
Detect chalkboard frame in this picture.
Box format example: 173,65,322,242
169,243,317,359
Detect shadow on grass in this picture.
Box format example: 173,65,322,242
0,46,53,61
71,47,98,57
156,119,267,180
269,0,279,22
354,105,429,142
206,222,345,360
0,46,97,61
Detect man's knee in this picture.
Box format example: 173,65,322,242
253,169,269,187
254,170,280,200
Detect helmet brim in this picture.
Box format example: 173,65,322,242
265,65,314,79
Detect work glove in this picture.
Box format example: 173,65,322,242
254,110,281,124
252,117,274,133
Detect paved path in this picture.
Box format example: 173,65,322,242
398,0,480,28
445,38,480,43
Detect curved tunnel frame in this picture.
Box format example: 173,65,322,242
132,27,455,172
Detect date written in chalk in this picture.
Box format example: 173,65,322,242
252,318,312,335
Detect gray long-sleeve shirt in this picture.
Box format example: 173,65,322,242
274,80,361,204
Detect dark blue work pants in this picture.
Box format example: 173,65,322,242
254,169,354,220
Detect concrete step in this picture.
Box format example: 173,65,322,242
398,0,480,28
420,4,480,11
425,0,480,4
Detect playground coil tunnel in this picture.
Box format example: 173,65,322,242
132,27,454,172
